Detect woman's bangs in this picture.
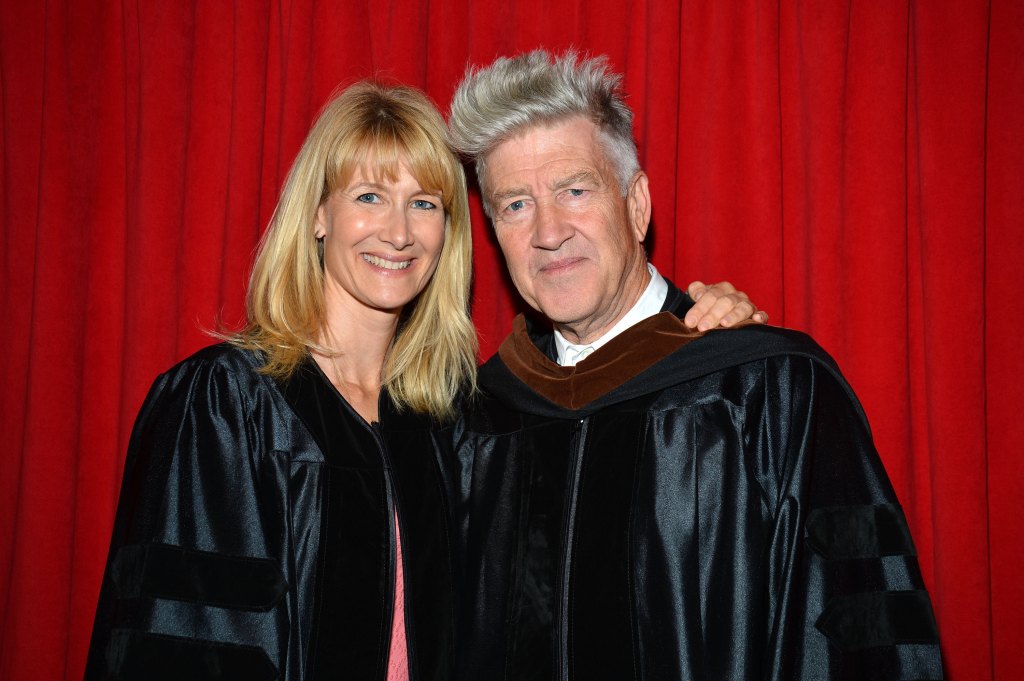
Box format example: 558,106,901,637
326,125,455,207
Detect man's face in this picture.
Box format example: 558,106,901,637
483,116,651,344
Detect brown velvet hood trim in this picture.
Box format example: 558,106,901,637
498,312,709,410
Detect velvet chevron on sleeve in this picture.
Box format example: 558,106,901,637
84,345,458,681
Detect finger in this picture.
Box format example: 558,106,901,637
708,280,738,294
684,284,718,327
718,300,758,329
698,296,753,331
687,280,708,301
752,310,770,324
693,293,740,330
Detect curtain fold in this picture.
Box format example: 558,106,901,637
1,1,1019,679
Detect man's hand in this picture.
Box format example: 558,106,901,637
685,281,769,331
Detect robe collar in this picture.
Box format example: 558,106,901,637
497,311,706,411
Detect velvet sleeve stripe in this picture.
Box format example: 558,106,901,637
805,503,917,560
105,630,277,681
110,543,288,612
815,590,940,652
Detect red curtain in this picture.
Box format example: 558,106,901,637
1,1,1020,679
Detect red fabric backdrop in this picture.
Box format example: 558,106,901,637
1,1,1021,679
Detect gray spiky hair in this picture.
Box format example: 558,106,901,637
448,49,640,214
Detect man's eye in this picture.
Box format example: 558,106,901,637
567,188,585,197
357,193,380,203
412,199,438,210
506,200,526,212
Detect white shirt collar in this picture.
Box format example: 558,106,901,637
554,263,668,366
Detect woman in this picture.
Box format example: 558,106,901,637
84,81,761,681
85,81,475,681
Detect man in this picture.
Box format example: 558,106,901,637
448,50,942,680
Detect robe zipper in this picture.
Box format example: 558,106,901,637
370,415,400,680
559,417,589,681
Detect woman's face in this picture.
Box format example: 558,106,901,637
315,156,446,318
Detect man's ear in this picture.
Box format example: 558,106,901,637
627,171,651,243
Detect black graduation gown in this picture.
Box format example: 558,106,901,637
453,283,942,680
84,344,458,681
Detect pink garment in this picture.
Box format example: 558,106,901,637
386,514,409,681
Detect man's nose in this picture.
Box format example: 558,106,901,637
530,201,573,250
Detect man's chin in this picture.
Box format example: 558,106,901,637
534,302,587,326
538,309,599,338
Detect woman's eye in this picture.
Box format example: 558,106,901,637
357,193,380,203
412,199,438,210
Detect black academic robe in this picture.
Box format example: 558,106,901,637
84,344,458,681
453,283,943,680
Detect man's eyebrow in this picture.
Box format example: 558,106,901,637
489,186,531,205
488,170,602,206
552,170,601,190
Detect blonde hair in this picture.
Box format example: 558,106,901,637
233,81,477,421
